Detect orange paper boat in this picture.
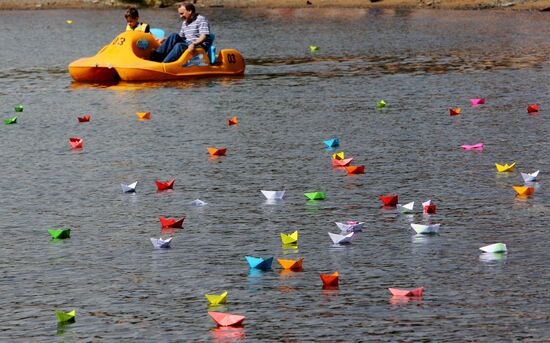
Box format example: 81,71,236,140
208,147,227,156
208,311,246,327
78,115,91,122
379,194,398,206
228,116,238,126
159,216,185,228
69,137,83,149
320,271,339,287
388,287,424,297
155,179,175,191
512,186,534,196
277,258,303,270
345,165,365,175
136,111,150,120
527,104,539,113
449,108,461,116
332,157,353,167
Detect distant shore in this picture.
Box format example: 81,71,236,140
2,0,550,11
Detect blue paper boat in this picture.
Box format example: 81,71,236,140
323,138,339,148
245,255,273,270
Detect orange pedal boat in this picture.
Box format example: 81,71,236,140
68,31,245,82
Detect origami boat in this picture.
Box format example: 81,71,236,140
332,151,345,160
55,309,76,323
155,179,174,191
121,181,137,193
376,100,386,108
521,170,539,183
331,157,353,167
69,31,245,82
4,116,17,124
422,200,436,214
150,237,172,249
470,98,486,105
309,45,319,52
319,271,339,287
379,194,398,206
228,116,238,125
513,185,534,196
78,115,91,122
397,201,414,213
345,165,365,175
495,162,516,173
328,232,355,244
479,243,507,253
207,147,227,156
208,311,246,327
159,216,185,229
323,138,339,148
245,256,273,270
527,104,539,113
69,137,83,149
277,258,303,270
388,287,424,297
15,105,23,112
410,223,440,234
449,108,461,116
335,221,364,233
48,228,71,239
205,291,228,305
280,230,298,245
461,143,484,150
136,111,150,120
304,192,325,200
261,190,285,200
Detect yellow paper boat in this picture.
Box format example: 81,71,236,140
512,185,534,196
277,258,303,270
55,309,76,323
495,162,516,172
280,231,298,245
205,291,228,305
332,151,345,160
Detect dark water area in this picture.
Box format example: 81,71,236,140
0,7,549,342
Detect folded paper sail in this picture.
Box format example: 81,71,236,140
280,231,298,245
261,190,285,200
410,223,440,234
228,116,238,126
332,157,353,167
277,258,303,270
521,170,539,183
48,228,71,239
78,115,91,122
328,232,355,244
479,242,507,253
397,201,414,213
388,287,424,297
379,194,398,206
207,147,227,156
323,138,339,148
245,255,273,270
190,199,208,206
461,143,484,150
304,192,325,200
4,116,17,124
335,221,364,233
512,185,534,196
495,162,516,172
69,137,83,149
155,179,175,191
422,200,436,214
15,105,24,112
376,100,386,108
332,151,345,160
345,165,365,175
527,104,539,113
320,271,339,287
121,181,137,193
309,45,319,52
449,108,461,116
159,216,185,228
470,98,485,105
150,237,172,249
208,311,246,327
55,310,76,323
205,291,228,305
136,111,150,120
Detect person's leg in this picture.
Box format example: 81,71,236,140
163,42,189,63
151,33,184,61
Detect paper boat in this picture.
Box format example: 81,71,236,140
69,137,83,149
320,272,339,287
150,237,172,249
345,165,365,175
335,221,364,233
323,138,339,148
309,45,319,52
78,115,91,122
461,143,484,150
155,179,175,191
159,216,185,228
55,309,76,323
449,108,461,116
15,105,23,112
208,147,227,156
479,242,507,253
332,151,345,160
277,258,303,270
4,116,17,124
397,201,414,213
332,157,353,167
411,223,440,234
422,200,436,214
376,100,386,108
388,287,424,297
495,162,516,172
228,116,238,126
261,190,285,200
205,291,228,305
304,192,325,200
280,230,298,245
136,111,150,120
521,170,539,183
121,181,137,193
245,255,273,270
208,311,246,327
48,228,71,239
512,185,534,196
190,199,207,206
328,232,355,244
379,194,398,206
470,98,485,105
527,104,539,113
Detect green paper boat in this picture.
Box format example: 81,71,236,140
55,309,76,323
48,228,71,239
309,45,319,52
4,116,17,124
376,100,386,108
304,192,326,200
14,105,24,112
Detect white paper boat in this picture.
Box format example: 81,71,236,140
397,201,414,213
479,243,507,253
335,221,364,233
410,223,440,234
261,190,285,200
521,170,539,183
190,199,207,206
150,237,172,249
121,181,137,193
328,232,355,244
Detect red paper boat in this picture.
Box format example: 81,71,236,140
527,104,539,113
379,194,398,206
449,108,461,116
228,116,238,126
155,179,175,191
331,157,353,167
208,148,227,156
208,311,246,327
345,165,365,175
388,287,424,297
69,137,83,149
424,205,436,214
320,271,339,287
159,216,185,228
78,115,91,122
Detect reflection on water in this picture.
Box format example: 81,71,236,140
210,326,246,343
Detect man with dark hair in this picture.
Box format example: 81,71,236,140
150,3,212,63
124,7,150,33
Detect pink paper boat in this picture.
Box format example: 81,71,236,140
208,311,246,327
69,137,83,149
461,143,484,150
470,98,486,106
331,157,353,167
388,287,424,297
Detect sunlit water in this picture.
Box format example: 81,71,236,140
0,8,549,342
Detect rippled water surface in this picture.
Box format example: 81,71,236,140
0,7,549,342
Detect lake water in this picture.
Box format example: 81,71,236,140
0,7,549,342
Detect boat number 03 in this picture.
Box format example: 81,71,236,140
112,37,126,46
227,53,236,64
